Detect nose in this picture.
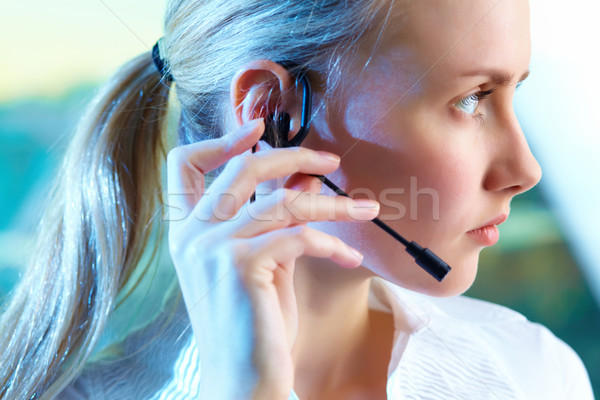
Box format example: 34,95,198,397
483,110,542,195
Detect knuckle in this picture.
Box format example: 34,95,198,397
285,147,305,170
286,146,304,157
214,135,230,151
167,233,183,259
168,222,194,256
289,146,308,156
240,264,270,290
191,233,214,256
331,235,345,250
198,239,248,274
279,188,298,205
230,153,256,173
169,221,223,262
290,224,311,241
230,240,252,263
272,188,299,221
296,146,320,163
257,193,291,225
316,235,337,256
227,154,262,183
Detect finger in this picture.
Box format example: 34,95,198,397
194,148,341,223
246,225,364,273
231,190,379,239
166,118,265,220
283,173,323,194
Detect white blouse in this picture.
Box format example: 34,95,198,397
60,277,594,399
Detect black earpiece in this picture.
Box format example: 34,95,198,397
261,112,291,148
257,66,312,149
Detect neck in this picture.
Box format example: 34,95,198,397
291,257,383,394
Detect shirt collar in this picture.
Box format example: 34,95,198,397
368,277,437,335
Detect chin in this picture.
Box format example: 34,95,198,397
425,252,480,297
390,251,480,298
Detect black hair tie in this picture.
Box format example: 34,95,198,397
152,40,174,83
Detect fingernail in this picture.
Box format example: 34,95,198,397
316,151,340,164
350,199,380,218
239,118,263,138
348,245,364,263
314,178,323,192
353,199,379,210
246,118,264,131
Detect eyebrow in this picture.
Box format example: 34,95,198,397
460,69,530,87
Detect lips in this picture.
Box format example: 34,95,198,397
466,213,508,246
479,214,508,228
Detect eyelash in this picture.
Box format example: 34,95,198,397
455,89,495,125
454,82,523,125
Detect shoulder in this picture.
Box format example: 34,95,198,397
429,294,594,399
376,280,593,399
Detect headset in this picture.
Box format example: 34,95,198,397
251,65,451,282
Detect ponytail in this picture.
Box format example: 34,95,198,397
0,51,170,399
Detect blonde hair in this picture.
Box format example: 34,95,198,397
0,0,396,398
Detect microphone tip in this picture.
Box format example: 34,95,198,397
405,242,451,282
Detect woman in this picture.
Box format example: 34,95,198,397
0,0,593,398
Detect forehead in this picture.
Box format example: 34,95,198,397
377,0,531,88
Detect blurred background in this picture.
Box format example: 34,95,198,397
1,0,598,396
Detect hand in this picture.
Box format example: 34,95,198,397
166,118,379,399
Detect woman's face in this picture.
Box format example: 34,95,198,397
305,0,541,296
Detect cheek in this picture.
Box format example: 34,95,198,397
337,120,485,294
414,144,481,232
339,113,482,242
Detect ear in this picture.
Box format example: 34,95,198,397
230,60,301,138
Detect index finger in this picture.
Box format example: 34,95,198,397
166,118,264,221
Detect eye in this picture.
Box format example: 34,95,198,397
454,89,495,115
